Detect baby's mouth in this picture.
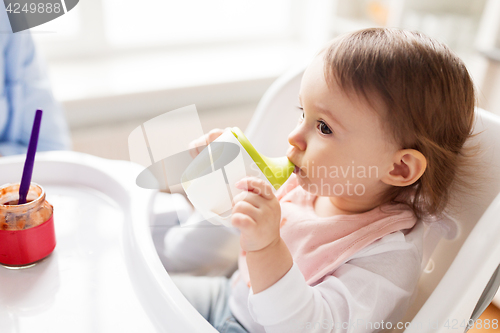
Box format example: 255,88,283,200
293,165,305,177
287,152,305,176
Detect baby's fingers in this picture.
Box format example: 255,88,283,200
188,140,205,158
232,199,260,221
206,128,226,143
231,212,257,231
188,128,225,158
232,190,264,209
236,177,275,200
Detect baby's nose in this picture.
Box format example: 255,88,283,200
288,127,306,151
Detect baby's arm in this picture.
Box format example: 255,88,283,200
231,177,294,294
246,234,422,333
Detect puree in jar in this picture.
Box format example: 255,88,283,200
0,184,53,231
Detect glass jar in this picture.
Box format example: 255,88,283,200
0,183,55,267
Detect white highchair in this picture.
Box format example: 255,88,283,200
159,65,500,333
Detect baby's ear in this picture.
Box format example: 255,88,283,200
381,149,427,187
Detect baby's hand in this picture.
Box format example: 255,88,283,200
231,177,281,252
188,128,228,158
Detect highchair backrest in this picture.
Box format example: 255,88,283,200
245,66,500,332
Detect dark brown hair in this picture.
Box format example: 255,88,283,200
323,28,479,220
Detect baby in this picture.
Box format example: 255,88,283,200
170,27,476,333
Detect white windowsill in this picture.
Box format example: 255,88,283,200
46,41,315,128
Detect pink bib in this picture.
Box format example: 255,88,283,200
238,174,417,287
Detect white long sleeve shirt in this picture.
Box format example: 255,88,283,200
229,219,425,333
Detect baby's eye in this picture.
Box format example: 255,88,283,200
317,121,332,135
296,106,304,120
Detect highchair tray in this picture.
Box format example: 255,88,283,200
0,151,217,333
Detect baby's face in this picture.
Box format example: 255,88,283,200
286,55,399,199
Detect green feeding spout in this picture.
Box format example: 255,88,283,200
230,127,295,190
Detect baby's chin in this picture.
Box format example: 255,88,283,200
296,177,327,196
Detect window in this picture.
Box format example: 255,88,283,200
103,0,292,47
33,0,296,60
